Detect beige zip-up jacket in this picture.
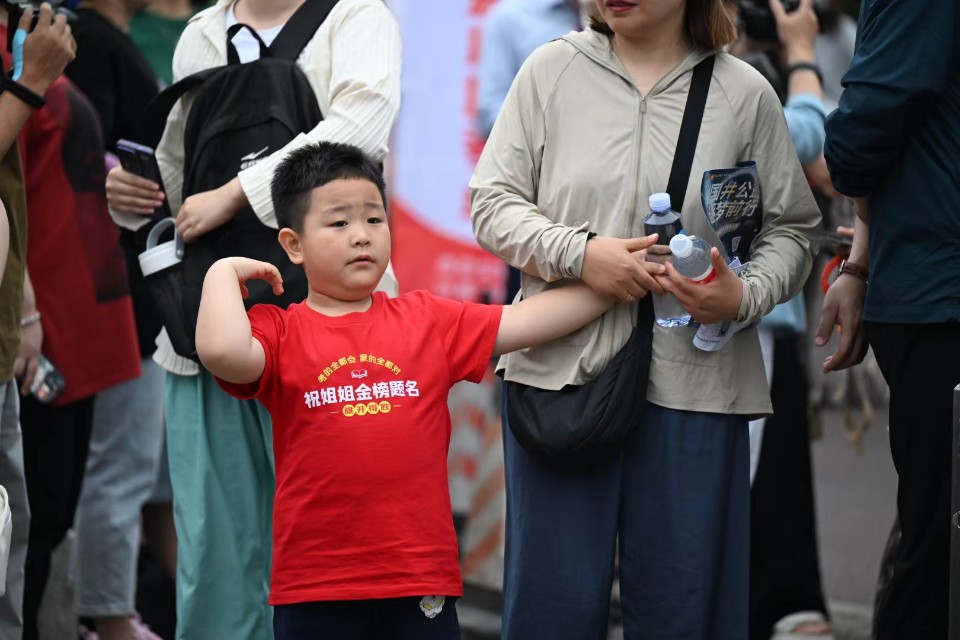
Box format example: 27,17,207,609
470,30,821,416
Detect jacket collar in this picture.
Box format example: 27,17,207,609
560,29,715,96
191,0,232,62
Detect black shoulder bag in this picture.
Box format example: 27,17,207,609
504,55,715,468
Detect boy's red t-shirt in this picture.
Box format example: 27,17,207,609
217,290,502,604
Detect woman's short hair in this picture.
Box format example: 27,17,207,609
589,0,739,51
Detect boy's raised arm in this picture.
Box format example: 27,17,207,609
196,257,283,384
494,235,660,356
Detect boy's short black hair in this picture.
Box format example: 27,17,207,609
271,142,387,232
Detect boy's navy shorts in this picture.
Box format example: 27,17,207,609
273,596,460,640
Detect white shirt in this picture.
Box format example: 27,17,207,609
225,5,283,63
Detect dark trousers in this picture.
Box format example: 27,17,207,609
749,333,828,640
501,399,750,640
273,597,460,640
19,394,94,640
867,322,960,640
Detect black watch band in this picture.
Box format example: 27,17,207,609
1,72,45,110
786,62,824,87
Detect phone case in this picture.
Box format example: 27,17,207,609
116,139,171,218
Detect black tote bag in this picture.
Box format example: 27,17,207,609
504,55,716,468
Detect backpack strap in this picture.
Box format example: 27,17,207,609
665,55,715,212
134,68,221,148
269,0,341,61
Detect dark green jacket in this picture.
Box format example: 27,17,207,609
825,0,960,323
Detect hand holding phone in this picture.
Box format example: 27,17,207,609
110,140,170,218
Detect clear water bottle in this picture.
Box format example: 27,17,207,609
642,193,687,327
669,234,716,283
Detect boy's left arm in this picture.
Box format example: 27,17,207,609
196,258,284,384
494,234,662,355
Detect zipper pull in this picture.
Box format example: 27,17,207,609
640,97,647,114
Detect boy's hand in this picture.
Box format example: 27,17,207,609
106,166,165,216
580,234,663,301
17,3,76,97
177,179,247,242
657,247,743,323
223,257,284,298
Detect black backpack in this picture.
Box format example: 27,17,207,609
136,0,339,360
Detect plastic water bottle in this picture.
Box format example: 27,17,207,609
642,193,687,327
642,193,683,257
669,234,716,283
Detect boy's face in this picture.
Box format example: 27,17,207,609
280,178,390,302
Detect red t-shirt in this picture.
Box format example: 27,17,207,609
218,291,502,604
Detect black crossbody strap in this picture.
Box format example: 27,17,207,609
269,0,341,61
665,55,715,213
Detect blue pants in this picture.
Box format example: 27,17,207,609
502,399,750,640
274,597,460,640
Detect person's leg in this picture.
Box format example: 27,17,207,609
0,380,29,640
74,358,165,639
749,333,829,640
868,322,960,640
374,596,460,640
166,370,275,640
500,394,621,640
273,600,372,640
143,435,177,581
619,403,750,640
20,395,94,640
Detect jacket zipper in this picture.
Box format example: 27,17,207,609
632,94,647,237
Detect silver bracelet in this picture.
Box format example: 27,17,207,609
20,311,41,328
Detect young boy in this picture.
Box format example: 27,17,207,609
195,142,658,640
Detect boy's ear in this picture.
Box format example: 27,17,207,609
278,228,304,265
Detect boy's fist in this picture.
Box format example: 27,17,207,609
224,258,284,298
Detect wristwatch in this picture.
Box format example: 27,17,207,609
839,259,868,283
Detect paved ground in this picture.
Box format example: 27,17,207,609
38,407,896,640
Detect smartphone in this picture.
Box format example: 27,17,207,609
116,139,171,218
30,354,66,403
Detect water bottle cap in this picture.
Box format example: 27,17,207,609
669,233,693,258
649,192,672,212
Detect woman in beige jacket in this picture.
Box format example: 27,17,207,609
470,1,821,637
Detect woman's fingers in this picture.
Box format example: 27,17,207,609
106,194,160,215
629,263,665,297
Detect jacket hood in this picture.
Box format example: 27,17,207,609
559,29,716,94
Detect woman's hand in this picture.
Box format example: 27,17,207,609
580,235,664,301
106,166,165,216
14,320,42,397
177,178,247,242
657,247,743,324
